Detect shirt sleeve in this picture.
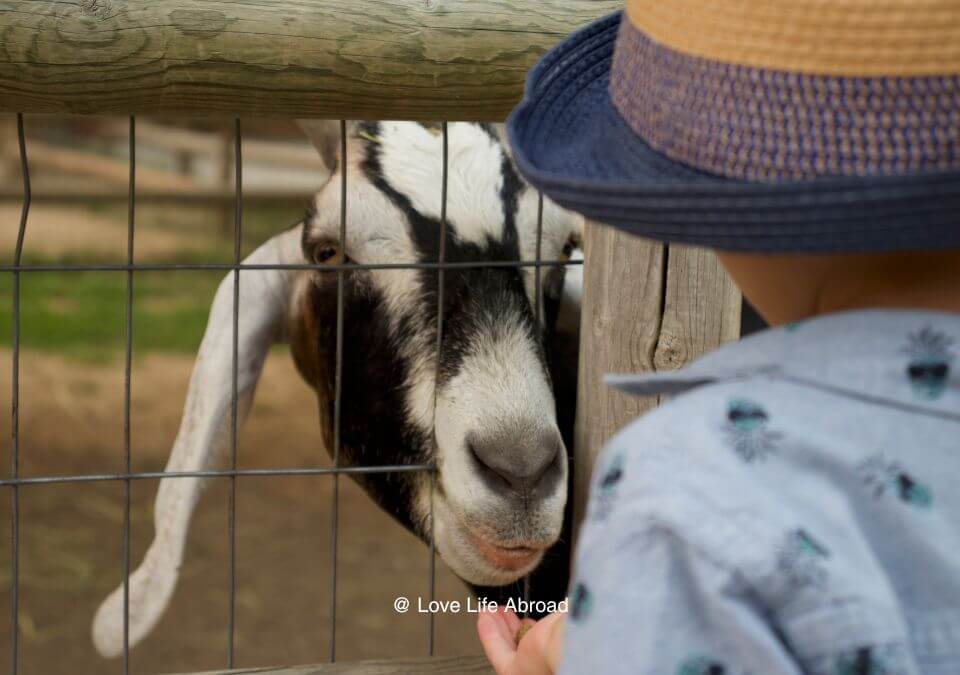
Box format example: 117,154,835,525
558,519,804,675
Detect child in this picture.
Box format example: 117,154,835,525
479,2,960,673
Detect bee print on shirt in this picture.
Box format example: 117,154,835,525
676,655,753,675
569,582,592,624
722,398,783,462
777,528,830,589
593,453,625,521
901,326,954,400
783,321,804,333
833,643,911,675
677,655,727,675
858,455,932,509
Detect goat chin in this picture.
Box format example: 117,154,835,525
427,494,556,587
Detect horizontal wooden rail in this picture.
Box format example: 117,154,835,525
171,655,492,675
0,1,618,121
2,139,200,191
96,120,326,170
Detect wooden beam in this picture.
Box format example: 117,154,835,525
169,655,492,675
0,1,619,121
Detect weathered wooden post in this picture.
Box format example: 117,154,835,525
573,222,742,530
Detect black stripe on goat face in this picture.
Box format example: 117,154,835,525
358,122,550,386
302,266,430,536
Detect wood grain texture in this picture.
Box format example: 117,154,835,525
572,236,742,535
572,221,665,529
653,245,741,374
172,655,493,675
0,0,619,120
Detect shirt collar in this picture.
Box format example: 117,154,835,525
607,309,960,419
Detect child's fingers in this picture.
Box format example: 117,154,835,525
540,613,566,673
477,610,518,674
501,606,522,633
515,617,536,644
478,607,512,643
533,611,563,633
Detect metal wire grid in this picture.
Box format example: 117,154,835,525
2,115,580,674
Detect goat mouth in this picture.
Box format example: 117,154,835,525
468,532,542,571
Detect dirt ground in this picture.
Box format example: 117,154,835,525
0,348,481,674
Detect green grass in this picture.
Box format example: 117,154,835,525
0,253,223,362
0,203,308,362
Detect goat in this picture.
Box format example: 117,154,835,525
92,121,583,657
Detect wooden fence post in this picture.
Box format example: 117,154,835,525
655,245,742,373
572,224,742,536
572,222,666,529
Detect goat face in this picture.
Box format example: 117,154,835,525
92,121,582,659
291,122,580,586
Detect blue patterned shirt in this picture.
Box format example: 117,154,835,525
561,310,960,675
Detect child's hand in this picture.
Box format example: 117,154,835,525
477,607,565,675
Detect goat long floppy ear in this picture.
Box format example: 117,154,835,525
92,226,304,658
297,119,359,175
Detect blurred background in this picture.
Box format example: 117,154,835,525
0,114,479,674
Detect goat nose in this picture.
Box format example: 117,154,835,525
467,428,562,495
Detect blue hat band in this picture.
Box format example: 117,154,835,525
609,15,960,182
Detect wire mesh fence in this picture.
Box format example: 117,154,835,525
2,113,581,674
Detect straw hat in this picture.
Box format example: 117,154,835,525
506,1,960,251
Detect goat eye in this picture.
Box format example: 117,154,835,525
312,242,341,265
